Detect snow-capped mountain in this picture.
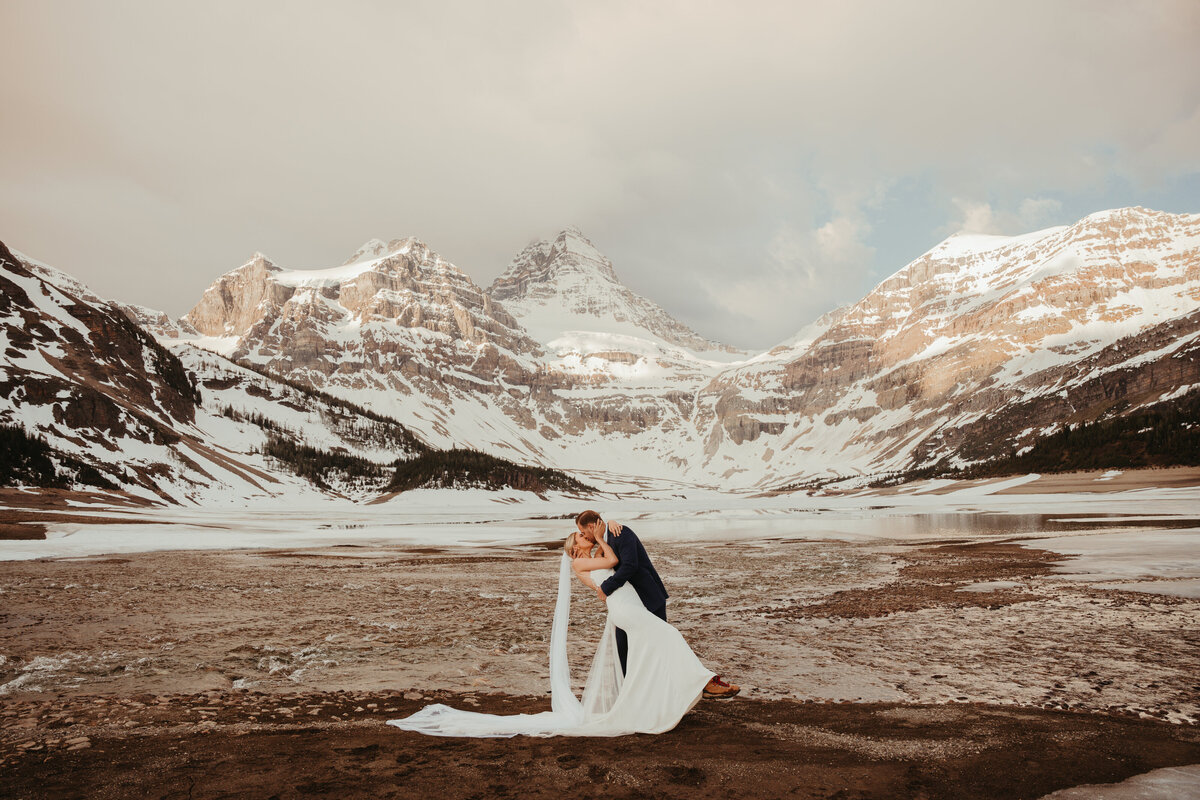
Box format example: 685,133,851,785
697,207,1200,483
3,206,1197,499
161,233,747,478
118,302,200,339
163,208,1198,489
184,239,537,360
169,239,564,461
483,229,747,448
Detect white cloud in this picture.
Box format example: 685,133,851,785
697,211,875,346
946,196,1067,237
814,216,876,267
1017,197,1065,228
950,200,1004,235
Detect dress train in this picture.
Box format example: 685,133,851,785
387,555,713,737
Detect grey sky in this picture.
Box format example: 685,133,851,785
3,1,1198,349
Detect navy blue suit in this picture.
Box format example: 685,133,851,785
600,524,668,673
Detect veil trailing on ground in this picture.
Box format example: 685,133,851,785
387,554,621,737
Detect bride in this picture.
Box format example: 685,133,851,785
388,530,719,737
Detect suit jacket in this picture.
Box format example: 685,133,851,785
600,525,668,612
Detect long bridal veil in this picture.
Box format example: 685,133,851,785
387,554,622,737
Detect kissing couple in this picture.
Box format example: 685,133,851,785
389,510,739,737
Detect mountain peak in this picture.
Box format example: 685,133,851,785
240,252,281,272
926,206,1191,263
552,225,598,249
342,237,421,266
487,230,740,355
491,229,620,299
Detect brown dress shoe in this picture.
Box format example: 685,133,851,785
703,675,741,699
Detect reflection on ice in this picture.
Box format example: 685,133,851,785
1090,579,1200,599
1029,530,1200,583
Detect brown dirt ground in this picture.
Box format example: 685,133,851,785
0,522,47,540
994,467,1200,494
807,467,1200,498
755,542,1062,620
1,692,1198,800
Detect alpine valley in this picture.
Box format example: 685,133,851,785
2,207,1198,505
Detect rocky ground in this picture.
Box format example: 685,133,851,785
2,533,1198,798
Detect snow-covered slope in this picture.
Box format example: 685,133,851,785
172,344,427,499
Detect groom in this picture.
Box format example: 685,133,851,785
574,510,740,699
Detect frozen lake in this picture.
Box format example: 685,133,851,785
5,485,1200,596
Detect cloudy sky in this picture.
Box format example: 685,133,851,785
3,1,1198,349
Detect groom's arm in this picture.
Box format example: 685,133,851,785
599,527,638,597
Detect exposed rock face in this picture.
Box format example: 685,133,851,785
916,307,1200,466
184,253,287,337
181,240,543,399
2,241,444,503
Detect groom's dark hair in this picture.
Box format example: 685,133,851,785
575,510,602,528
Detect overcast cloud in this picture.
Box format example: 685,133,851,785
2,0,1198,348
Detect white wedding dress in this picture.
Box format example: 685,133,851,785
387,555,715,737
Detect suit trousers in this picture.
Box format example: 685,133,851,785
615,602,667,675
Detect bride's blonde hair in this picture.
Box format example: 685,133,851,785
564,532,594,556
